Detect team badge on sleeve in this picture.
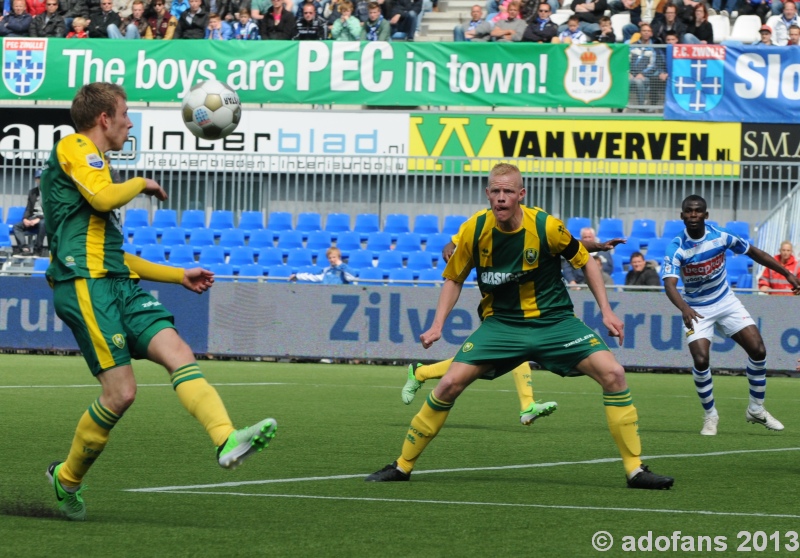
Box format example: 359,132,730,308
86,153,105,169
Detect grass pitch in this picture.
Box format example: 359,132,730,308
2,354,799,557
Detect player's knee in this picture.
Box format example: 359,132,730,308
693,355,710,371
748,344,766,361
434,375,464,402
107,386,137,414
597,362,626,392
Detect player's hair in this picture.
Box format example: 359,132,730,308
72,16,87,27
568,14,579,23
326,247,342,259
71,82,126,132
489,163,522,187
681,194,707,212
340,0,353,11
599,15,611,23
630,251,645,261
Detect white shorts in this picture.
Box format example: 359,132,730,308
685,293,756,344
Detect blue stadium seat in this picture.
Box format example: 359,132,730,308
267,211,293,237
151,209,177,234
131,227,158,253
406,251,434,274
377,250,404,270
219,229,246,256
347,250,374,269
139,244,167,264
644,237,671,264
189,228,216,255
335,231,362,256
286,248,314,270
179,209,206,230
256,246,284,267
238,211,265,238
388,268,415,286
0,228,11,247
417,267,443,287
228,246,256,272
208,263,234,282
209,210,235,236
168,245,196,267
248,229,275,254
614,239,643,267
413,214,440,239
277,230,304,255
199,246,226,266
661,219,684,240
567,217,591,238
266,264,292,282
122,242,136,255
630,219,657,245
725,220,751,240
384,213,410,237
354,213,379,240
123,208,149,229
160,227,188,251
612,271,627,285
306,231,333,259
366,231,393,252
737,273,753,290
726,255,751,278
33,257,50,273
357,266,385,285
425,232,452,257
296,212,322,238
324,212,351,236
395,233,422,256
597,218,624,240
237,263,266,282
442,215,468,236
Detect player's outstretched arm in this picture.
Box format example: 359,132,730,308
583,238,626,252
420,278,463,349
582,255,624,345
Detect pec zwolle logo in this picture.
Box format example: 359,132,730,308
2,37,47,96
671,44,725,113
564,44,613,103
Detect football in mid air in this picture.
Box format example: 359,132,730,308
181,80,241,141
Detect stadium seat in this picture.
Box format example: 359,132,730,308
199,245,226,265
549,10,570,25
406,251,434,273
295,212,322,238
347,250,375,269
324,212,351,236
388,268,415,286
708,14,731,43
377,250,404,270
33,257,50,273
151,209,177,233
610,12,630,43
384,213,411,237
265,264,292,282
644,237,671,263
131,227,158,253
123,208,149,229
256,246,284,266
354,213,380,240
661,219,684,240
237,263,266,282
737,273,754,290
357,266,386,285
630,219,657,245
766,14,781,44
413,214,439,239
306,231,333,258
417,267,443,287
0,229,11,247
189,228,216,255
728,14,761,43
208,263,234,282
567,217,591,238
266,211,293,239
614,238,643,266
160,227,188,251
395,233,422,256
219,229,246,256
612,271,627,285
228,246,256,272
286,248,314,269
294,265,323,282
122,242,136,255
277,230,304,255
179,209,206,230
366,231,393,252
442,215,468,236
209,210,235,236
139,244,167,264
725,221,750,240
597,218,624,240
726,255,751,278
335,231,363,257
425,232,452,259
237,211,265,237
168,244,196,267
248,229,276,254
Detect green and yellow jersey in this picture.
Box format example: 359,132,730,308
443,206,589,321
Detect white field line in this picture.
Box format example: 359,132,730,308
127,447,800,493
136,491,800,520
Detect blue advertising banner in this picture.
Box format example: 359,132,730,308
0,278,209,353
664,43,800,123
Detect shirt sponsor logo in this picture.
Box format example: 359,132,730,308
141,300,162,308
86,153,104,169
682,252,725,277
481,270,526,285
65,255,75,267
564,333,595,348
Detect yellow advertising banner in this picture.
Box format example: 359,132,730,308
408,115,742,176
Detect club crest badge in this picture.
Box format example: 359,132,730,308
2,37,47,96
670,44,725,113
564,44,613,103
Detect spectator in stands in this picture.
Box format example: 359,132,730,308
562,227,616,286
758,241,798,294
295,0,325,37
774,0,797,44
361,1,389,39
0,0,32,35
712,0,738,20
29,0,66,36
389,0,420,40
205,11,232,36
629,24,658,108
294,0,321,18
521,2,557,42
113,0,147,37
289,247,357,284
170,0,188,18
754,23,773,43
233,6,260,36
331,0,360,38
789,23,800,42
66,14,88,33
614,0,667,42
570,0,607,38
145,0,177,38
454,4,491,41
625,252,661,288
651,2,685,43
215,0,241,22
740,0,771,23
27,0,46,15
176,0,208,37
556,14,589,42
261,0,296,38
490,0,524,40
86,0,121,36
58,0,87,33
683,3,713,44
12,170,47,257
595,15,617,42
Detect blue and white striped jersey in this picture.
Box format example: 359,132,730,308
661,225,749,307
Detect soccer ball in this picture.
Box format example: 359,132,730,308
181,80,241,141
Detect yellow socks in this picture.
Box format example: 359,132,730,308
397,393,453,473
171,363,235,447
511,362,534,411
59,399,119,487
604,389,643,476
415,359,453,382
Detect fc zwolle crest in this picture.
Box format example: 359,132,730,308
3,37,47,96
564,44,613,103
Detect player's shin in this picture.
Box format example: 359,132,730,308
397,394,454,473
60,399,119,487
511,362,535,411
603,390,643,476
171,363,235,447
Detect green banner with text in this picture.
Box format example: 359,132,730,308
1,38,628,107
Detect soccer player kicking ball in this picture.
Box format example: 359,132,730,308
662,195,800,436
40,83,277,521
367,163,673,489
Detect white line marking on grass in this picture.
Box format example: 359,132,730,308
0,382,289,389
140,491,800,520
127,447,800,493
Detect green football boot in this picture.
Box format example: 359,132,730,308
519,401,558,426
217,418,277,470
46,461,87,521
401,363,425,405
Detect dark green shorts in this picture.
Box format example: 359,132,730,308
53,277,175,376
452,314,609,378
